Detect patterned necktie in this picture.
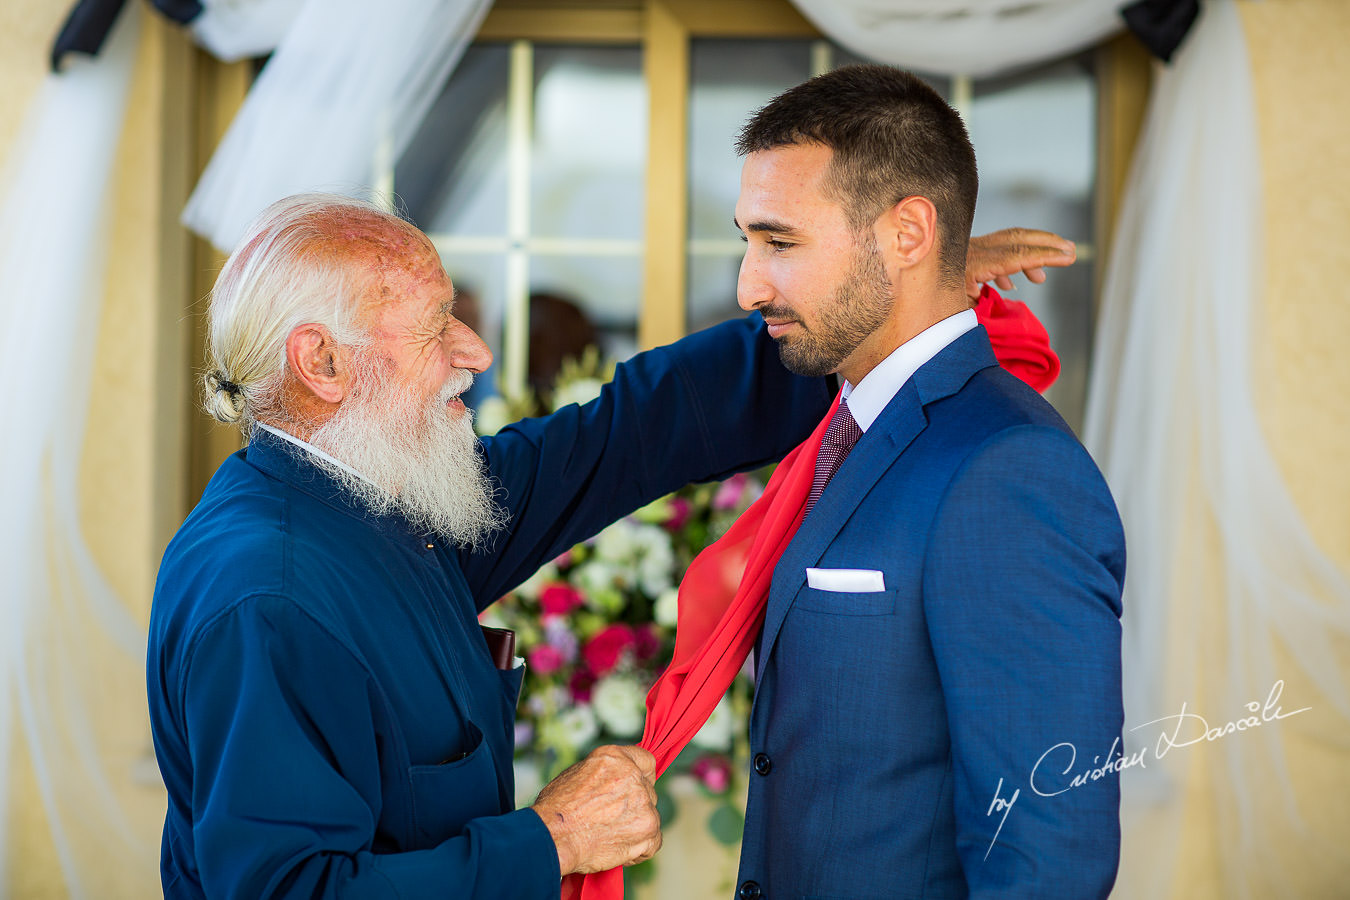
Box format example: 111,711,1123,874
804,398,862,516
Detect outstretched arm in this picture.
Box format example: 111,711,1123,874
965,228,1077,300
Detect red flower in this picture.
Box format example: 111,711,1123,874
663,496,692,531
528,644,566,675
539,583,585,617
568,667,597,703
692,755,732,794
633,624,661,662
583,624,636,677
713,473,748,510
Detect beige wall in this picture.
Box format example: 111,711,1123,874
1,0,1348,896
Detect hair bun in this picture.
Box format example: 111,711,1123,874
204,371,246,423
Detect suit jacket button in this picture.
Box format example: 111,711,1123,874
753,753,772,775
738,880,762,900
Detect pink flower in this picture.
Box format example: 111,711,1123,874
663,496,693,531
632,624,661,662
528,644,566,675
583,624,636,677
712,473,748,511
539,583,585,617
568,667,597,703
692,755,732,794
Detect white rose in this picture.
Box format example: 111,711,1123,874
654,587,680,628
634,526,675,597
691,694,734,752
514,757,544,809
552,377,605,410
474,396,513,436
591,674,647,738
514,562,559,601
594,519,639,565
557,705,599,749
574,560,624,599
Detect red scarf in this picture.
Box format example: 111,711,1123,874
561,288,1054,899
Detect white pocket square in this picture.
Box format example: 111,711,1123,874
805,567,886,593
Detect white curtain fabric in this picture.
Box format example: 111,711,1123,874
1084,1,1350,894
0,6,158,895
191,0,307,62
786,0,1123,77
182,0,494,253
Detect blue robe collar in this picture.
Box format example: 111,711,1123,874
244,427,443,553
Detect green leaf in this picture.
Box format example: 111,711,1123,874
708,803,744,846
654,779,678,831
624,857,657,887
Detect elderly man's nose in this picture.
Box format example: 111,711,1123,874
449,322,492,374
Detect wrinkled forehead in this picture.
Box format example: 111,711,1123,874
310,212,447,320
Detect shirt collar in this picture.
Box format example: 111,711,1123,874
841,308,977,432
255,422,377,487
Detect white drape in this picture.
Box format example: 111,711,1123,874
1084,1,1350,894
191,0,307,62
0,6,157,895
786,0,1123,77
182,0,494,253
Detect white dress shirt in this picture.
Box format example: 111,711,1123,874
841,308,977,432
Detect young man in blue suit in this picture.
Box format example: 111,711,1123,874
730,66,1127,899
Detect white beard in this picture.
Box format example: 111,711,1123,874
308,358,507,549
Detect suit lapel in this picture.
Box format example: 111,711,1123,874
755,326,1000,679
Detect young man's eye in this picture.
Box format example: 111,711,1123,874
769,239,793,252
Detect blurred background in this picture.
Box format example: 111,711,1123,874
1,0,1347,897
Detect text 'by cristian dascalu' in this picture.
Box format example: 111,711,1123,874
981,679,1311,859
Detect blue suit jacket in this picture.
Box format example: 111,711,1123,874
736,327,1126,900
148,316,830,900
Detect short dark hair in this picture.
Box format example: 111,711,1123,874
736,64,978,286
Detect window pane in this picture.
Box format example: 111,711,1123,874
530,253,641,363
397,45,510,236
688,39,814,244
967,56,1097,432
531,46,646,240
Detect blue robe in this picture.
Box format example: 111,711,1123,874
148,316,830,899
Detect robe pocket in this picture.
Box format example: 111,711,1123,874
499,663,525,710
794,585,897,616
408,724,500,846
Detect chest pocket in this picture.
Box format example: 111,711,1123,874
408,720,502,847
794,586,897,616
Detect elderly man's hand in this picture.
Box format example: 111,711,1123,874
965,228,1077,300
531,745,662,876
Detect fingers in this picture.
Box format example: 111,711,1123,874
965,227,1077,297
617,745,657,780
532,745,663,875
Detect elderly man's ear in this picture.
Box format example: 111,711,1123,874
285,324,350,405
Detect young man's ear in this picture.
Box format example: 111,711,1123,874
285,324,349,405
881,195,939,271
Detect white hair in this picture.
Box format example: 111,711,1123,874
202,192,408,429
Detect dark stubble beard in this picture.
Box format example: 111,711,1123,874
308,353,508,549
768,234,894,378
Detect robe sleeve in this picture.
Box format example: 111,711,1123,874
181,594,561,899
461,314,831,606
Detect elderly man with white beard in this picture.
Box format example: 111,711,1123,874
148,192,1071,900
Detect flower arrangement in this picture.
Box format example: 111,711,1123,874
475,350,765,875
